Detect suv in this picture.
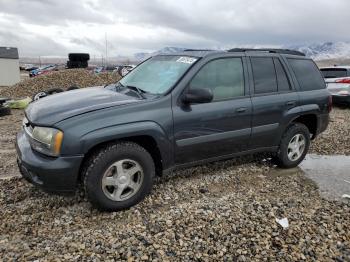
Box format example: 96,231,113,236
320,66,350,105
16,48,331,211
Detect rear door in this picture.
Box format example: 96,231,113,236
172,56,252,164
248,56,299,149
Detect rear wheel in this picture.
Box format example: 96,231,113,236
83,142,155,211
274,123,310,168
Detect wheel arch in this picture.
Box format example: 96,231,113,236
290,113,318,139
77,121,173,181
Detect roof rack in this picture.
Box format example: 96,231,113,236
183,49,214,52
227,48,305,56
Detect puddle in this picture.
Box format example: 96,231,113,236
299,154,350,202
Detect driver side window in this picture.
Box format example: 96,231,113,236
189,58,244,101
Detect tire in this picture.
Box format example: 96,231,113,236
0,107,11,117
68,53,90,62
274,123,310,168
46,88,64,95
67,85,79,91
67,60,88,69
83,142,155,211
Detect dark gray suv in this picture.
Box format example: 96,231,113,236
16,48,331,211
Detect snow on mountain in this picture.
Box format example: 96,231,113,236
285,42,350,60
134,42,350,61
134,47,187,61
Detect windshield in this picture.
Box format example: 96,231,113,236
119,55,198,95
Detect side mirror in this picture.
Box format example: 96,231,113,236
182,88,213,104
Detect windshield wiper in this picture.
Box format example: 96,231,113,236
117,82,147,99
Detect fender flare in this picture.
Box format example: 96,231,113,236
80,121,173,169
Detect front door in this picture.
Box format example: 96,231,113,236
172,57,252,164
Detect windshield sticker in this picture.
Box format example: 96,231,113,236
176,57,197,64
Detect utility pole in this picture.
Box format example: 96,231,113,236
105,32,108,66
39,56,42,67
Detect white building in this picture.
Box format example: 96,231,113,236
0,47,20,86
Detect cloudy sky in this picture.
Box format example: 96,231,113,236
0,0,349,57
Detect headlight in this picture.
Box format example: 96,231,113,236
30,127,63,157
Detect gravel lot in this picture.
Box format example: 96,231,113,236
0,108,349,261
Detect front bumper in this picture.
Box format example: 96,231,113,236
332,95,350,105
16,130,84,194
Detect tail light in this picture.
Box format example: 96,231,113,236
328,95,332,112
335,78,350,84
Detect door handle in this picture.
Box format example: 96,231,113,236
236,107,247,113
286,101,296,106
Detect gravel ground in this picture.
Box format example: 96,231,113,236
311,107,350,155
0,107,349,261
0,69,121,99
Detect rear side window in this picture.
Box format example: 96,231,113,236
251,57,277,94
320,68,348,78
288,59,326,90
274,58,291,91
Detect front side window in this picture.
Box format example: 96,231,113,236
120,55,198,95
251,57,278,94
189,58,244,101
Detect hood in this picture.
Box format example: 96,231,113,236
26,87,140,125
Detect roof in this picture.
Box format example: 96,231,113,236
0,47,19,59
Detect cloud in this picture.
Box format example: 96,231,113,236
0,0,349,56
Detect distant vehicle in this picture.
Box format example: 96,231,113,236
116,65,136,77
22,64,38,71
93,66,104,74
94,65,125,74
29,65,58,77
320,66,350,105
17,48,331,211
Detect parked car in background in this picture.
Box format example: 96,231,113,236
29,64,58,77
22,64,38,71
320,66,350,105
94,66,117,74
116,64,136,77
16,48,330,211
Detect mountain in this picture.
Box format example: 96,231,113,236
134,42,350,62
134,47,187,61
286,42,350,61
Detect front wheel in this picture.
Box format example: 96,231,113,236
274,123,310,168
83,142,155,211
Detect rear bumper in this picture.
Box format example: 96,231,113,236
332,95,350,105
16,130,83,194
